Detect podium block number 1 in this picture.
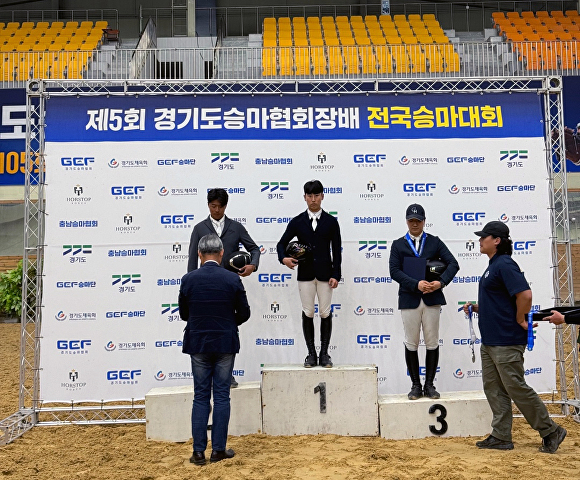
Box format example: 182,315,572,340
314,382,327,413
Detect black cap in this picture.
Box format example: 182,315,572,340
406,204,425,221
474,221,510,238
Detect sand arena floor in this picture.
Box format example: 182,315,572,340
1,323,579,480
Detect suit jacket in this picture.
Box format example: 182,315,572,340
276,210,341,282
187,215,260,272
389,233,459,309
179,261,251,355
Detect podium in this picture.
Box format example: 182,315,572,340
379,390,492,440
261,364,379,436
145,382,262,442
145,366,493,442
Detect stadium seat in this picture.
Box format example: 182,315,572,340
294,47,310,75
261,47,276,76
311,46,327,74
278,47,293,75
344,47,360,74
327,46,344,74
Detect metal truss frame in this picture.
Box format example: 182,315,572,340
1,76,577,445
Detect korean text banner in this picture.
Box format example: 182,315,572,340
39,90,554,403
45,92,543,142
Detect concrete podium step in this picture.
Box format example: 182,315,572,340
379,390,492,440
261,364,379,436
145,381,261,442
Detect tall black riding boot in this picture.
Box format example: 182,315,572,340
302,312,317,368
405,346,423,400
424,346,440,399
319,312,333,368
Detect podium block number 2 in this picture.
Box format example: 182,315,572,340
428,404,448,435
314,382,327,413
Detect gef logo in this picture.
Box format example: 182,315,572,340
357,334,390,344
453,212,486,222
160,215,195,224
354,154,386,164
107,370,141,380
57,340,91,349
258,273,292,283
211,152,239,163
403,183,436,192
111,186,145,195
500,150,528,161
61,157,94,166
514,241,536,250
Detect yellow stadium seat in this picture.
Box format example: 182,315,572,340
326,37,340,46
278,47,293,75
261,47,276,76
344,47,360,74
310,37,324,46
311,46,327,75
294,47,310,75
327,46,344,74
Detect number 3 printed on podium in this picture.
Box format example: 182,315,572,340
428,403,448,435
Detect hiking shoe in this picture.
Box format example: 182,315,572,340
476,435,514,450
540,426,567,454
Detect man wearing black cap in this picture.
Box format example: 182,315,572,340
389,204,459,400
463,221,566,453
277,180,342,368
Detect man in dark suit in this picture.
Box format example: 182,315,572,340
179,233,251,466
389,204,459,400
187,188,260,275
277,180,342,368
187,188,259,387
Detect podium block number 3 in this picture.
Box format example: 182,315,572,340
314,382,327,413
428,404,448,435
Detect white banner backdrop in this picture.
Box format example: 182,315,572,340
39,92,555,401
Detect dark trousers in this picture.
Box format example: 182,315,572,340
481,344,557,441
190,353,235,452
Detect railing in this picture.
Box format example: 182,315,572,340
192,2,576,37
0,41,579,88
139,5,188,38
1,3,577,39
130,18,158,79
0,9,119,30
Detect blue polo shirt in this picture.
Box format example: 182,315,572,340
478,253,530,346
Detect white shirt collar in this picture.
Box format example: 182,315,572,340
307,209,322,220
210,215,226,227
408,231,424,241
